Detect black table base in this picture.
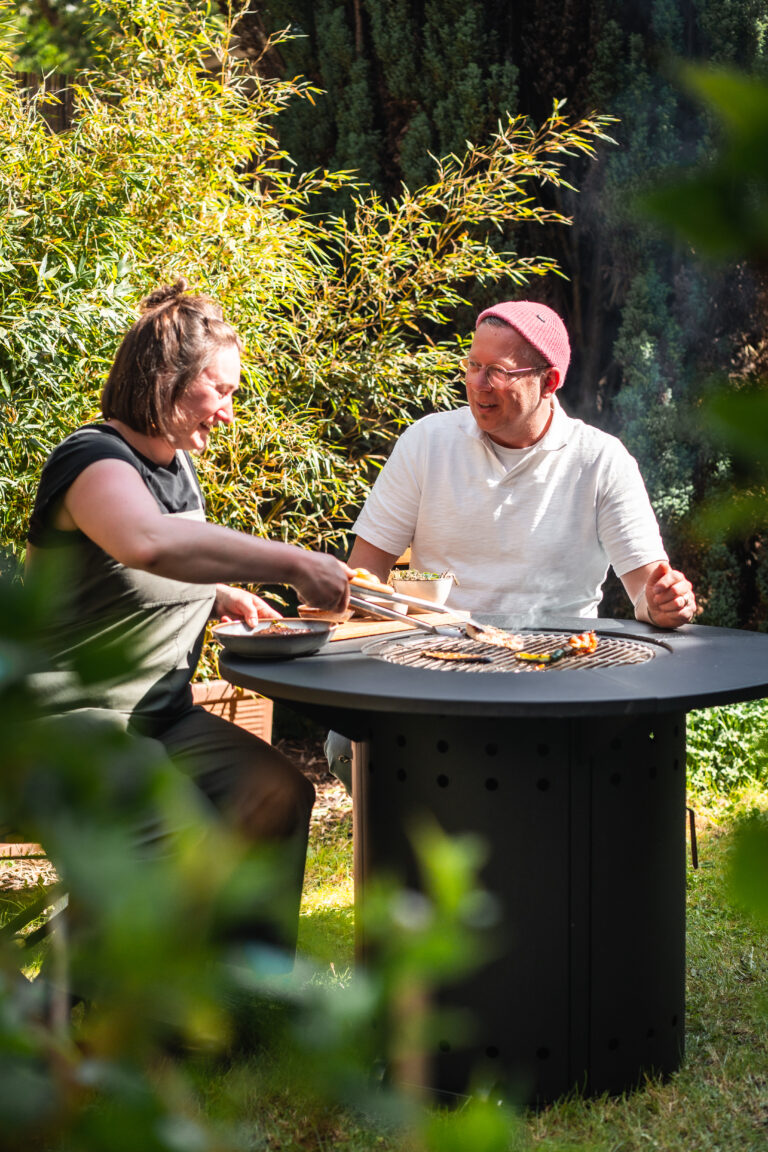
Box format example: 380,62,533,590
222,618,768,1103
352,709,686,1104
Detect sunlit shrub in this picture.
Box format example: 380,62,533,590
0,0,613,581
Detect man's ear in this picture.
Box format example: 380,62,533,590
542,367,560,395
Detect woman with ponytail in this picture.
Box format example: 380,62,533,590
26,280,351,959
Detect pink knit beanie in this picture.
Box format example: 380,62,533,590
476,301,571,388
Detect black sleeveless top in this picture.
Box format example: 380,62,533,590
28,424,217,732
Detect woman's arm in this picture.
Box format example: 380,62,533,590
61,458,351,611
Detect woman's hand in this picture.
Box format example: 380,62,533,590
214,585,281,627
290,552,353,612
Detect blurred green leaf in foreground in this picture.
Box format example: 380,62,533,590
728,813,768,925
642,62,768,923
644,66,768,267
0,568,523,1150
642,66,768,543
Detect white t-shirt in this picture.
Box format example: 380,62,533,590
352,400,666,620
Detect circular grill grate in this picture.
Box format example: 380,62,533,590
365,630,663,673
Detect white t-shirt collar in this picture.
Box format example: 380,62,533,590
463,394,572,454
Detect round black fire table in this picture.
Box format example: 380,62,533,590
219,617,768,1104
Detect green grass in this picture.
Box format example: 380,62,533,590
299,806,355,970
521,794,768,1152
0,868,61,979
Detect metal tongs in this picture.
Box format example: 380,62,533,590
348,581,501,641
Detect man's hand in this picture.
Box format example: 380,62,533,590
642,562,696,628
214,585,282,627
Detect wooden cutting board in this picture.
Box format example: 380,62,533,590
331,610,469,641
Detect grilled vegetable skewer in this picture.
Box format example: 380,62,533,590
425,651,493,664
515,648,568,664
568,631,599,654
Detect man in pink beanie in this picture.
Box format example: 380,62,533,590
348,299,695,630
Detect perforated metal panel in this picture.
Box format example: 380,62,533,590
353,709,686,1102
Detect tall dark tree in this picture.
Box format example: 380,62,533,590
240,0,768,628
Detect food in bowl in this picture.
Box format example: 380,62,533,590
389,569,456,610
257,620,315,636
211,618,332,658
390,569,453,582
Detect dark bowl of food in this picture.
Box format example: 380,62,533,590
211,618,333,659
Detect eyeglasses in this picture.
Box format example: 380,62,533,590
460,357,546,387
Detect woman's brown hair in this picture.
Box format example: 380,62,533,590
101,279,242,436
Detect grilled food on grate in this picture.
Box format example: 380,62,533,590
568,630,599,654
366,630,657,673
425,650,493,664
464,623,524,649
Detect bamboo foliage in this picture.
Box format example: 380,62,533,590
0,0,614,570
